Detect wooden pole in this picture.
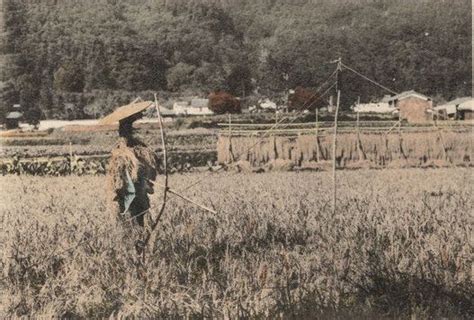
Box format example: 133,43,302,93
356,111,366,161
143,94,169,255
315,108,320,162
228,114,233,163
332,90,341,215
153,183,217,214
356,112,362,160
356,111,360,134
432,114,448,163
398,111,406,160
69,142,73,174
153,93,168,224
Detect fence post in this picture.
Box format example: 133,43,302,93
332,90,341,215
315,108,320,162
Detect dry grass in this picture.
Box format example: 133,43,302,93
218,131,473,168
0,131,50,138
0,169,473,318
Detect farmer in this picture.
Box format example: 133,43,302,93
101,101,159,227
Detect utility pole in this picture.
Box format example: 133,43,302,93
332,90,341,215
335,57,342,92
332,57,342,215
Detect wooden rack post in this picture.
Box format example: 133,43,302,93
398,111,406,159
69,142,73,174
432,113,449,163
356,112,365,160
315,108,320,162
228,114,233,163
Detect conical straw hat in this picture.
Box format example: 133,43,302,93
99,101,155,125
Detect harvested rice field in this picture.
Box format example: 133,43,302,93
1,168,472,318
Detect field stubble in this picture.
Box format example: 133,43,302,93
0,169,472,318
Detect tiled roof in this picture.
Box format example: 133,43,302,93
386,90,430,102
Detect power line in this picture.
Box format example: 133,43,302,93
341,62,398,95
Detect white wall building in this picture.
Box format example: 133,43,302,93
352,102,396,113
173,101,189,115
259,98,277,110
173,98,213,116
433,97,471,118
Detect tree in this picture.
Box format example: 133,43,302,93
166,62,196,91
288,86,325,112
2,0,470,119
53,62,85,93
208,91,241,114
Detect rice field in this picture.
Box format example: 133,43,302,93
0,168,472,318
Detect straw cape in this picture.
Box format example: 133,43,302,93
107,138,158,192
101,99,159,225
106,137,159,224
99,101,154,125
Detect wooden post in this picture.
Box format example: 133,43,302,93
332,90,341,215
356,111,360,134
398,112,406,160
356,112,365,161
143,94,169,258
69,142,73,174
315,108,320,162
433,117,448,163
228,114,233,163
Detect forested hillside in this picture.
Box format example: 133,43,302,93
0,0,471,121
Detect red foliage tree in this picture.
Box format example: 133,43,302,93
288,86,323,111
208,91,241,114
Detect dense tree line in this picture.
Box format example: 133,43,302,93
0,0,471,122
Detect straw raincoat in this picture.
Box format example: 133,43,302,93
107,136,159,226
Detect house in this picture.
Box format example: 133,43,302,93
457,98,474,120
433,97,471,119
188,98,212,115
173,101,189,115
352,102,396,113
259,98,277,110
5,111,23,129
172,98,213,116
386,90,432,123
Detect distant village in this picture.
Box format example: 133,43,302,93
352,91,474,123
2,89,474,131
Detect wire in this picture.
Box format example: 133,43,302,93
341,62,398,95
296,69,338,111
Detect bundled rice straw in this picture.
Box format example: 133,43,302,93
217,130,472,169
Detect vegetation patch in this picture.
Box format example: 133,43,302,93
0,169,472,318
